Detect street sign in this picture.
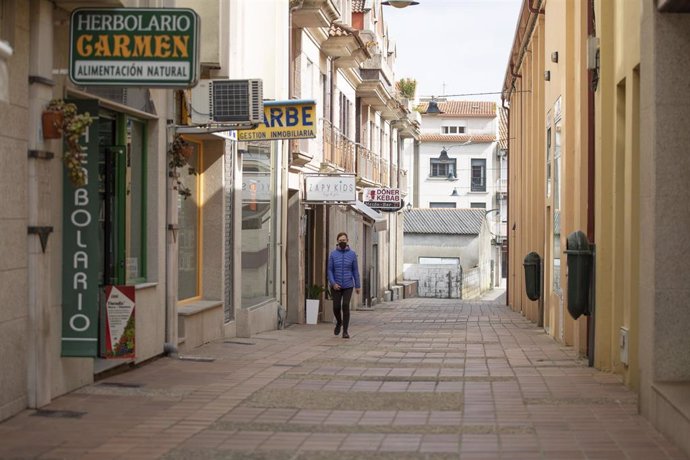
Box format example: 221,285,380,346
304,175,356,203
238,100,317,141
69,8,200,87
363,187,401,210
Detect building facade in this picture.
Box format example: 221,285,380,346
502,0,690,455
0,0,416,423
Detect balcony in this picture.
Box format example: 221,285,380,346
322,23,370,68
292,0,341,28
399,169,409,195
495,178,508,200
380,158,390,187
357,69,401,120
322,119,355,173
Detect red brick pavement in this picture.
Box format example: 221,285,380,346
0,292,687,459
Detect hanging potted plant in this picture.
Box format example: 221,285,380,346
43,99,95,187
168,134,197,199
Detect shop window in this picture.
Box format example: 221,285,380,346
241,141,275,307
98,114,148,287
552,119,562,295
177,138,201,300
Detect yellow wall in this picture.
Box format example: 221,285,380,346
505,0,641,390
507,0,589,351
594,0,640,389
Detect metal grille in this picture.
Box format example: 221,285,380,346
212,80,249,122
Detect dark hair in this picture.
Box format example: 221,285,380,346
336,232,348,241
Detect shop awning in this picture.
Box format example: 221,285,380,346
351,200,387,231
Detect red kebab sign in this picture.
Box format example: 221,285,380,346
363,187,401,211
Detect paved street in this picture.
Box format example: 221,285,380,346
0,291,686,460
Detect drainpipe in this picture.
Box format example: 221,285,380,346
502,96,510,307
586,0,596,367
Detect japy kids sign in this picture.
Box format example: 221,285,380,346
69,8,200,86
104,286,136,359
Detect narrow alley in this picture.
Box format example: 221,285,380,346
0,293,685,460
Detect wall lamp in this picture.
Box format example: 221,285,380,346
450,188,459,197
406,202,412,212
424,98,443,114
382,0,419,7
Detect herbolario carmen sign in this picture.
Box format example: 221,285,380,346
69,8,200,86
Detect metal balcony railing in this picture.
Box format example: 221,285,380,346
322,119,355,173
399,169,408,194
380,158,389,186
356,144,376,184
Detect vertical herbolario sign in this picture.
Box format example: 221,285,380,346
69,8,200,87
61,100,100,357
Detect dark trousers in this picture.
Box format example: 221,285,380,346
332,287,353,332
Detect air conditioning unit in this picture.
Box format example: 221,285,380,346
190,79,263,127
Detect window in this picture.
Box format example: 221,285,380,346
241,141,276,307
441,125,465,134
339,92,351,136
471,159,486,191
177,138,201,300
546,126,552,198
430,202,456,208
470,202,486,209
430,158,456,178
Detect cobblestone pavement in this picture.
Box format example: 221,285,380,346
1,291,687,459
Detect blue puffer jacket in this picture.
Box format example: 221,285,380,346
327,246,361,289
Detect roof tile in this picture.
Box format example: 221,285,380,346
403,208,485,235
420,134,496,143
419,100,496,117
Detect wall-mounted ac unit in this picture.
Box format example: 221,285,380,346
190,79,263,127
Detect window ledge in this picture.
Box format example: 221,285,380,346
178,300,223,316
134,282,158,291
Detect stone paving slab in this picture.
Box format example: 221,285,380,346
0,292,687,459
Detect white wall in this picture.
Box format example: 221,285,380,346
418,141,496,209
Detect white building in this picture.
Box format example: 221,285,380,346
408,99,505,285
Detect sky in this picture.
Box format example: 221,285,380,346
383,0,522,103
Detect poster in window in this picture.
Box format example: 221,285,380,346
104,285,136,359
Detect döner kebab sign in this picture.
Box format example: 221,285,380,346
69,8,200,86
363,187,402,211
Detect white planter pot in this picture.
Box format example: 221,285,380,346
306,299,319,324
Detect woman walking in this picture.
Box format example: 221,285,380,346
327,232,361,339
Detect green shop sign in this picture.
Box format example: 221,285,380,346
61,99,100,357
69,8,200,87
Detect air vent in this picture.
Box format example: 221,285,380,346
190,79,263,126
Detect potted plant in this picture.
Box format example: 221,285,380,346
168,134,197,199
305,284,325,324
396,77,417,100
43,99,95,187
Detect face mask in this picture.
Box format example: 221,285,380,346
338,242,347,249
